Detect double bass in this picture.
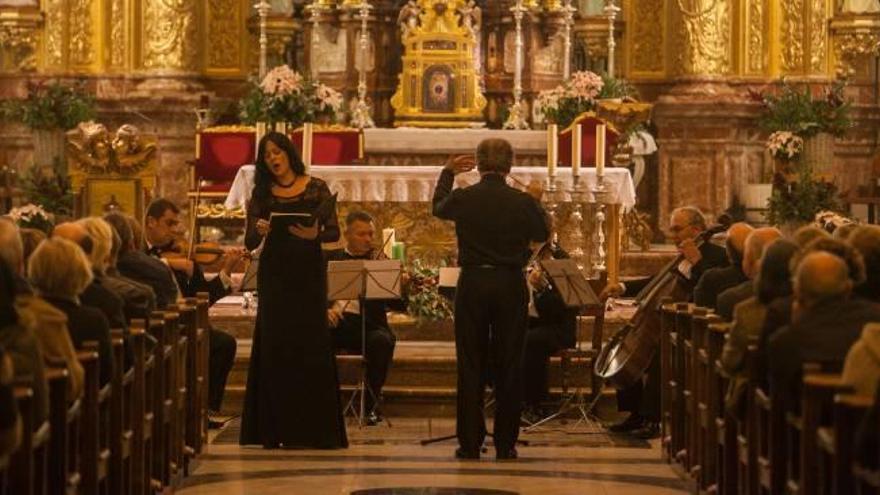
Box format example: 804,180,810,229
594,221,729,389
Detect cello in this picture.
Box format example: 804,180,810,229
594,220,729,389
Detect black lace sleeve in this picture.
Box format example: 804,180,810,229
245,196,269,251
314,180,340,243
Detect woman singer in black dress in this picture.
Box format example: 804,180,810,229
239,132,348,449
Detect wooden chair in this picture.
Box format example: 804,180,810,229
659,299,677,462
817,393,872,495
129,321,156,495
8,384,50,495
109,330,135,495
707,321,737,495
147,313,172,489
46,361,82,495
78,346,111,495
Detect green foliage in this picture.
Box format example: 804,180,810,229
756,82,851,138
766,167,841,226
405,259,453,323
21,158,74,219
1,80,96,131
597,73,637,100
238,75,341,126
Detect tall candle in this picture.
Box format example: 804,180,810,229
382,228,396,259
547,124,558,177
572,124,582,176
596,124,606,176
255,122,267,160
303,122,314,170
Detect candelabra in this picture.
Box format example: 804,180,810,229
544,173,561,245
591,173,610,277
567,172,589,274
561,0,576,80
503,0,530,130
306,0,330,79
255,0,271,79
603,0,621,78
349,0,375,128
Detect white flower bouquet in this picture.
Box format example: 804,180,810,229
7,203,54,233
766,131,804,161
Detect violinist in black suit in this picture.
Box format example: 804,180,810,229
326,211,406,426
143,198,242,423
600,206,729,439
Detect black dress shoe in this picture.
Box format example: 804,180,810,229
365,412,382,426
496,448,518,460
631,421,660,439
608,414,644,433
455,448,480,460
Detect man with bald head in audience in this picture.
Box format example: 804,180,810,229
768,251,880,409
716,227,782,320
694,222,753,310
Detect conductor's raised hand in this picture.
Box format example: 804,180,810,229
444,154,476,175
289,222,319,240
255,218,270,237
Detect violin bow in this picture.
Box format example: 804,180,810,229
188,177,203,260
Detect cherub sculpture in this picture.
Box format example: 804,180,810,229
397,0,421,39
69,121,112,172
112,124,157,171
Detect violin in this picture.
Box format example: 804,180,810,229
158,238,228,266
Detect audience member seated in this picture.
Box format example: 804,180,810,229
79,217,156,322
0,219,84,399
54,222,127,333
715,227,781,320
105,212,179,309
720,239,797,416
0,257,48,425
849,225,880,302
29,237,115,385
833,222,859,241
793,224,831,248
326,211,403,425
768,251,880,410
842,323,880,396
0,346,20,466
693,222,752,310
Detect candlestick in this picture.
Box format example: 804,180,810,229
572,124,582,177
382,228,396,259
547,124,558,177
596,124,606,176
255,122,267,160
302,122,314,170
567,173,588,273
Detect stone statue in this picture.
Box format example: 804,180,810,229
397,0,421,39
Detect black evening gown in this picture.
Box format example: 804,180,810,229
239,178,348,448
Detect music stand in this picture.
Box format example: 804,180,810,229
328,259,402,427
523,259,603,433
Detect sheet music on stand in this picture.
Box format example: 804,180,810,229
327,259,403,301
539,259,600,309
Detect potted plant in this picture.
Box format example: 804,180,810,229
1,80,96,169
239,65,345,128
766,166,841,234
405,260,453,323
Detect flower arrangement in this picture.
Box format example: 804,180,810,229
535,71,636,128
766,167,841,226
405,260,453,322
753,82,851,139
239,65,345,126
1,80,96,131
7,203,54,233
766,131,804,161
20,159,74,219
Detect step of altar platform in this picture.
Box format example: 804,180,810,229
221,341,609,418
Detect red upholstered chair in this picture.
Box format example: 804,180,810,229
289,126,364,165
557,113,620,168
189,126,257,198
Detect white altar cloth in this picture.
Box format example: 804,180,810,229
224,165,636,211
362,128,547,154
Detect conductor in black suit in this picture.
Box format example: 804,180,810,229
326,211,405,426
142,199,240,421
433,138,549,460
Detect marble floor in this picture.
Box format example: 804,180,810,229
179,419,691,495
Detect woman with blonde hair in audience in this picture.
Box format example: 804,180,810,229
29,237,114,385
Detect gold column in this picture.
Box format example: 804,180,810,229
139,0,200,74
671,0,733,77
773,0,831,78
0,5,42,73
204,0,250,77
625,0,668,79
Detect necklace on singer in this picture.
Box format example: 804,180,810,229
275,175,297,188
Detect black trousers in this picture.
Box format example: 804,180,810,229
209,328,237,412
616,351,661,422
333,316,397,411
523,325,564,407
455,267,528,453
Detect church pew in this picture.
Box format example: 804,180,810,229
816,393,873,495
754,373,784,495
674,303,694,468
147,312,172,489
184,297,209,457
178,301,203,470
195,293,211,448
46,361,82,495
168,307,190,479
77,346,111,495
129,321,156,495
660,300,677,462
8,384,50,495
109,331,135,495
691,309,715,486
706,320,735,495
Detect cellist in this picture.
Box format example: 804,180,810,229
599,206,728,439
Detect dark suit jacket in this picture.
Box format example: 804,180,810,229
167,262,228,305
103,268,157,321
117,251,179,309
80,274,127,331
623,241,729,298
694,264,748,310
325,249,407,331
717,280,754,322
768,297,880,409
756,295,793,387
44,296,114,386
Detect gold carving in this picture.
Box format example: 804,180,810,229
810,0,827,73
674,0,732,75
69,0,94,66
207,0,240,69
746,0,764,74
44,0,64,67
110,0,126,67
0,8,42,72
143,0,197,71
631,0,665,73
831,15,880,78
68,122,158,175
781,0,805,72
